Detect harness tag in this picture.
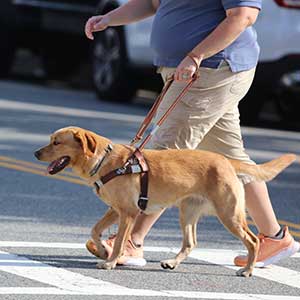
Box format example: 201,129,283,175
131,165,142,173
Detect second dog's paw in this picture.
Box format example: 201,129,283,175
97,261,116,270
160,259,178,270
236,267,253,277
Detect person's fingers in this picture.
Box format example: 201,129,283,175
85,16,103,39
93,19,108,31
85,17,97,39
175,69,193,82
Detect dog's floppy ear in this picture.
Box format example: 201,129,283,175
74,130,97,157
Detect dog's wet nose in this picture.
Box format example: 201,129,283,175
34,150,42,159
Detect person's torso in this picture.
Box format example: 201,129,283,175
150,0,260,72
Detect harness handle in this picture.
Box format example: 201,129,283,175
130,75,174,146
133,73,198,151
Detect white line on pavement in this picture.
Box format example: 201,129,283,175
188,248,300,290
0,99,144,123
0,241,300,291
1,287,300,300
0,288,78,295
2,240,299,257
0,241,87,249
1,249,300,299
0,250,131,296
2,98,300,141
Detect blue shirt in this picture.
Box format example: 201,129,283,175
150,0,262,72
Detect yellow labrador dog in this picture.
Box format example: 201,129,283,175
34,126,296,277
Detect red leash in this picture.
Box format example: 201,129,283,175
130,74,198,151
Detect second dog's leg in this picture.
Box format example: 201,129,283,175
99,213,135,270
161,199,200,270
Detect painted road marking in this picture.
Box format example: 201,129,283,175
0,99,144,123
0,160,87,186
0,248,300,299
1,97,300,143
1,240,299,258
0,155,78,178
188,248,300,290
0,288,300,300
0,241,300,290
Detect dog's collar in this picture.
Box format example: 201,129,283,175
89,144,113,177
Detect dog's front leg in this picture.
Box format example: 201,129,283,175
98,213,135,270
90,208,119,258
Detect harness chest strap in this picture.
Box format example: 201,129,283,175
93,148,149,211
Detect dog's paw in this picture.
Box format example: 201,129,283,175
236,267,253,277
160,259,178,270
96,261,116,270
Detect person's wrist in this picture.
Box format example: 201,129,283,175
187,52,203,69
104,13,112,26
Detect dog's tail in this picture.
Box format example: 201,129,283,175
229,153,297,182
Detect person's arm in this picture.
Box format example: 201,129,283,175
176,6,260,81
191,7,260,65
85,0,159,40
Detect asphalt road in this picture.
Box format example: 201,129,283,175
0,79,300,300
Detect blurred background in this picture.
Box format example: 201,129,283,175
1,0,300,130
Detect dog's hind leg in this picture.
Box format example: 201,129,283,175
161,198,200,270
214,189,259,277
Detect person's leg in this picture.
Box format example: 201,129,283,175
198,106,282,237
198,89,299,267
244,181,280,237
131,210,165,246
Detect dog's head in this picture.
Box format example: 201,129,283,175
34,127,109,175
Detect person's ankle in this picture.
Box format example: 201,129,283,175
260,224,282,238
262,226,285,240
131,234,144,248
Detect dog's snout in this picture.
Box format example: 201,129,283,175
34,150,42,159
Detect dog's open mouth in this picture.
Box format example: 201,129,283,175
47,156,71,175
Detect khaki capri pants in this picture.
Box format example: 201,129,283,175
149,62,256,184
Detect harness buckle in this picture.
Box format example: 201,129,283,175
138,196,148,211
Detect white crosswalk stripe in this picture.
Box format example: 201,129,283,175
0,241,299,298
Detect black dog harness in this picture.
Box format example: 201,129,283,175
91,145,150,211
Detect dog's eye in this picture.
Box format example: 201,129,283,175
53,141,60,146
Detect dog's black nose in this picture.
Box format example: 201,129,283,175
34,150,41,159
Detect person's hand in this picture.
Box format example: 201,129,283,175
175,54,202,82
85,15,110,40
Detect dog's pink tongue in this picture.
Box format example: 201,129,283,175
47,156,70,175
47,159,61,175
